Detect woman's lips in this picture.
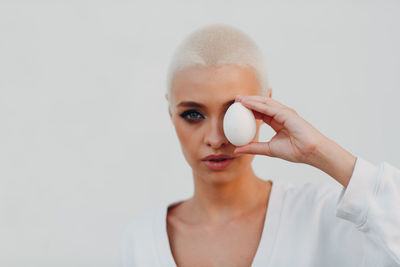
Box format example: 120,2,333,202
202,158,234,171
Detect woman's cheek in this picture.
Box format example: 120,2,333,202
176,123,194,144
175,122,201,159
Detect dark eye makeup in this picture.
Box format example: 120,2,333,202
179,110,205,122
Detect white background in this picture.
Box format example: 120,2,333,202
1,0,399,266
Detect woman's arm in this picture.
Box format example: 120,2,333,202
306,136,357,188
334,156,400,265
306,136,400,265
233,93,400,265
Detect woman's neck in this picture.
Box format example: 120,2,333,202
186,167,272,225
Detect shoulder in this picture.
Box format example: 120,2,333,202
280,179,342,206
277,179,366,237
277,179,346,226
122,205,163,241
119,204,166,266
120,204,165,252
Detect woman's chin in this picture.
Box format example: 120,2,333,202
196,168,239,184
205,174,236,185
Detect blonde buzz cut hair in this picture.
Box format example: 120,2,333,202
166,23,269,102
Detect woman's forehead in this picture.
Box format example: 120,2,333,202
171,64,261,105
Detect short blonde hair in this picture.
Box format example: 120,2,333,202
166,23,269,100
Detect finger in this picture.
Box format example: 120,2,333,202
234,142,274,157
240,98,285,122
241,95,289,110
241,98,295,127
252,110,267,120
236,95,271,104
236,95,289,117
235,94,273,103
236,95,275,120
235,94,286,114
252,110,272,125
252,110,285,132
250,96,287,108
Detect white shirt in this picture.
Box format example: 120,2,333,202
118,156,400,266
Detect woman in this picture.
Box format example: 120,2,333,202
119,24,400,267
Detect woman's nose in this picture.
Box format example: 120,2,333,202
204,117,229,148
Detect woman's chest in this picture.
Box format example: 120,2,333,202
167,215,266,267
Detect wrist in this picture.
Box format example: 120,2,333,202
308,137,357,187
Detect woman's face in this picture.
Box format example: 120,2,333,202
166,64,264,184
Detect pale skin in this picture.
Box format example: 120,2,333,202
165,64,357,267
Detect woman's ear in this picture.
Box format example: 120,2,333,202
253,118,263,141
168,107,172,120
267,88,272,98
165,93,172,119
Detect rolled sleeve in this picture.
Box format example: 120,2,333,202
335,156,381,227
335,156,400,265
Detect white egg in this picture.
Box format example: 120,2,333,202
223,102,256,146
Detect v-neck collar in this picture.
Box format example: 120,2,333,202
154,179,285,267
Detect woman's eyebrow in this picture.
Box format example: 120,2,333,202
223,99,235,108
177,101,204,108
177,99,235,108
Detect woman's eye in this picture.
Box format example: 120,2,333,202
179,110,204,122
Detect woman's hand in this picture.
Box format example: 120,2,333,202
233,89,357,187
233,93,328,165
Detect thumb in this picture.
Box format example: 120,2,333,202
234,142,274,157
